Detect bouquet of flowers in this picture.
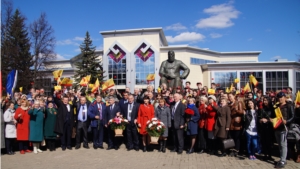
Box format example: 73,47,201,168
146,118,166,137
108,117,129,130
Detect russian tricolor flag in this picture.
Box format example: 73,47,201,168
6,70,18,96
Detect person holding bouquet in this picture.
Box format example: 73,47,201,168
155,98,171,153
105,96,121,150
185,98,200,154
14,99,32,154
137,96,154,152
28,101,44,154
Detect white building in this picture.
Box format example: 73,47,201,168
43,27,300,95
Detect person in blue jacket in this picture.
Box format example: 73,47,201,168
185,97,200,154
88,94,106,149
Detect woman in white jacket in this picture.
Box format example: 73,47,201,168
4,101,17,155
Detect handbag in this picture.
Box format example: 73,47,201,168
222,131,235,150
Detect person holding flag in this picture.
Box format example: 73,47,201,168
273,92,295,168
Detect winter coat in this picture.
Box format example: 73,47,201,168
186,106,200,135
155,105,171,137
14,107,30,141
198,103,207,128
205,102,217,131
44,108,57,139
213,105,231,139
229,101,244,130
28,108,44,142
3,108,16,138
137,104,154,135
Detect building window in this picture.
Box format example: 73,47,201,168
134,43,155,85
190,57,216,65
265,71,289,92
107,44,127,85
214,72,237,88
296,72,300,92
240,72,263,91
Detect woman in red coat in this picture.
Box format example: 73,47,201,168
14,99,31,154
197,96,207,154
137,96,154,152
205,95,217,154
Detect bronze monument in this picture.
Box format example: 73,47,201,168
159,50,190,93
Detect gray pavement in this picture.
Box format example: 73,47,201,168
1,143,300,169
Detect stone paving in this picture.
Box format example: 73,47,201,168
1,143,300,169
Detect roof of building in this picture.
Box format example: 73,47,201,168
201,61,300,71
161,45,262,57
100,27,168,46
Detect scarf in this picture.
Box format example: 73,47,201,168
187,104,195,109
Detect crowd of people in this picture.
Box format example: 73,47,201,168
1,82,300,168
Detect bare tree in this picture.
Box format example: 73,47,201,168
29,12,56,87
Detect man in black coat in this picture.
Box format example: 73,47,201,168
122,94,140,151
74,96,91,149
168,93,185,154
105,96,122,150
53,91,76,151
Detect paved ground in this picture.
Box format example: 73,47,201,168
1,143,300,169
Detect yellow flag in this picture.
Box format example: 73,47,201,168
157,87,161,93
249,74,258,86
57,78,61,86
19,87,23,93
60,78,73,87
53,70,63,80
89,84,94,89
274,107,283,119
146,74,155,81
244,82,251,92
79,77,88,86
102,78,115,91
226,87,230,93
208,89,215,95
229,83,234,91
234,78,240,83
296,91,300,105
86,75,91,83
54,86,61,91
91,78,100,93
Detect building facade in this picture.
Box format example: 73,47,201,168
44,27,300,94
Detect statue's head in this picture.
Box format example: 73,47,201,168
167,51,175,63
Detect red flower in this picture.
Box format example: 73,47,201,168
185,108,194,115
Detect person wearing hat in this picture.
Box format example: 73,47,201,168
273,92,295,168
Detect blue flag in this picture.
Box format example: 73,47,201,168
6,70,18,96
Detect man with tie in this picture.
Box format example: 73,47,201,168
119,91,129,111
122,94,140,151
88,95,106,149
75,97,91,149
53,91,76,151
168,93,185,154
105,96,121,150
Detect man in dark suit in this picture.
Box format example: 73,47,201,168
53,91,75,151
169,93,185,154
118,91,129,111
122,94,140,151
88,94,106,149
105,96,121,150
74,96,91,149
